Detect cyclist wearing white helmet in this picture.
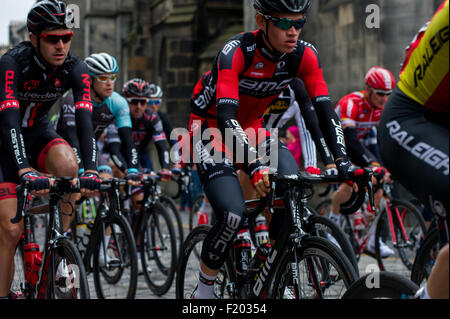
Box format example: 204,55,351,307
56,52,140,184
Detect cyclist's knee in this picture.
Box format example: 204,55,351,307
0,218,22,248
45,144,78,177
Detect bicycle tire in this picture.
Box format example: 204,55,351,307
304,215,360,277
12,240,26,298
271,236,358,299
92,213,138,299
140,201,177,296
342,271,419,299
189,194,205,231
410,227,439,286
176,225,235,299
48,237,90,299
315,199,331,217
160,195,184,261
374,199,427,272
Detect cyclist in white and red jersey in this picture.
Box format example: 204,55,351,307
187,0,366,299
0,0,99,299
330,66,396,257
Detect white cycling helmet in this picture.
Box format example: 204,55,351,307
149,84,163,98
85,52,119,76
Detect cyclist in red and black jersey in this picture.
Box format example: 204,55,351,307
0,0,99,299
188,0,365,299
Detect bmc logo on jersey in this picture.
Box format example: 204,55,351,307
239,78,293,94
222,40,240,55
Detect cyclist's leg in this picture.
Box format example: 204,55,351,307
329,183,352,223
426,244,449,298
0,157,22,297
38,138,79,230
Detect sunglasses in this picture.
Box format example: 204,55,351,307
262,14,306,30
39,32,74,44
128,98,149,105
373,90,392,97
148,99,162,106
95,74,117,83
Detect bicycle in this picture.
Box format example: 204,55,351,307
123,173,178,296
72,178,138,299
176,169,373,299
11,177,90,299
315,173,426,275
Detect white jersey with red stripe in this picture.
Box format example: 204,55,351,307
335,90,382,140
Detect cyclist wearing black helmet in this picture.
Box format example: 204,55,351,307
188,0,364,298
0,0,98,298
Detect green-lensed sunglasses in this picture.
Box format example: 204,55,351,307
262,14,306,30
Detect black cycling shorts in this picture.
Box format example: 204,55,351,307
378,88,448,224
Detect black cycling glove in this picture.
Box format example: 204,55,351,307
335,158,364,182
79,172,101,190
20,171,50,192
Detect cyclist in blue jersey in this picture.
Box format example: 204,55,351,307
56,52,139,183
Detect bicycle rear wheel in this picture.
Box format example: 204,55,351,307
45,237,90,299
271,236,357,299
304,215,359,277
92,213,138,299
176,225,234,299
342,271,419,299
140,202,177,296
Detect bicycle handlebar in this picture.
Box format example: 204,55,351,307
243,168,374,218
11,177,81,224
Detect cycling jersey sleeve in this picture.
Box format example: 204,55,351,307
290,78,334,166
117,126,138,171
111,93,132,129
216,40,262,171
0,54,31,171
104,124,127,172
70,60,97,171
148,112,169,169
295,47,349,162
343,126,377,167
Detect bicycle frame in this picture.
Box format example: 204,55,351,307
14,179,79,299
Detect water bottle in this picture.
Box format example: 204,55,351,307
352,211,365,231
254,216,269,246
233,229,252,276
75,221,93,253
24,243,42,285
249,243,272,282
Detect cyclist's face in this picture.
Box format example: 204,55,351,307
257,12,304,53
367,86,390,109
92,74,115,100
31,28,73,67
128,98,148,119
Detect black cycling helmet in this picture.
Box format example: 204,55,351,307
253,0,311,14
27,0,74,35
123,78,151,98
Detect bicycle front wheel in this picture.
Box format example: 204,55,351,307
176,225,234,299
92,213,138,299
271,236,357,299
43,237,90,299
342,271,419,299
410,226,439,286
140,202,177,296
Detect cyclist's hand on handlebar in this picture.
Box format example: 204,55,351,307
305,166,321,175
249,162,271,198
336,158,364,192
78,171,101,197
19,170,54,196
125,168,141,186
159,169,172,182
